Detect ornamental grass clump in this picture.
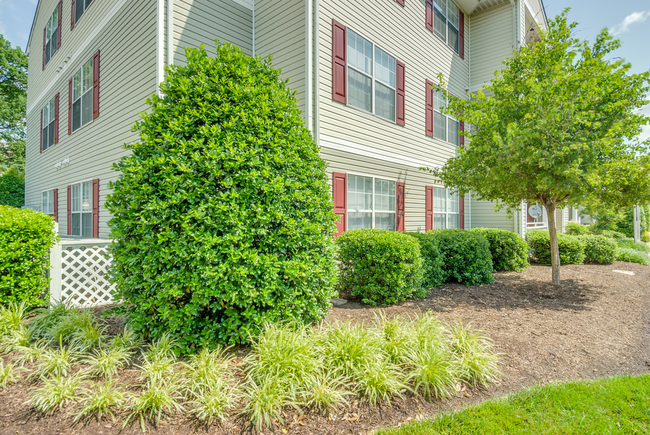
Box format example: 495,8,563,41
105,41,338,352
29,372,86,414
125,374,186,432
0,360,17,389
448,321,500,388
0,302,27,336
74,379,128,423
85,347,132,379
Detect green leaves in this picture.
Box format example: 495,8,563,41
105,42,337,353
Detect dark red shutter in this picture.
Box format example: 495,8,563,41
67,185,72,235
459,121,465,147
425,80,434,137
425,186,433,231
57,1,62,49
40,109,43,153
459,10,465,59
53,189,59,223
396,182,405,232
332,20,347,104
93,50,100,119
459,197,465,229
396,60,405,126
54,93,60,144
426,0,433,32
71,0,75,30
68,78,72,134
332,172,347,237
397,0,405,6
42,28,46,70
92,179,100,238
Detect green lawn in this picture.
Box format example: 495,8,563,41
380,375,650,435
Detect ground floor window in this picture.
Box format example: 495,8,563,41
433,186,459,229
347,174,396,231
42,190,55,215
70,181,93,237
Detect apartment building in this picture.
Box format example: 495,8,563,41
25,0,547,239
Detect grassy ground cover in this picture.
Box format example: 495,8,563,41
380,374,650,435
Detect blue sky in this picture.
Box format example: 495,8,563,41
0,0,648,139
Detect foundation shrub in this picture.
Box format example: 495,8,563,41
336,229,424,306
470,228,529,272
427,229,494,285
526,230,585,265
578,235,618,264
616,248,650,265
406,233,445,289
565,222,590,236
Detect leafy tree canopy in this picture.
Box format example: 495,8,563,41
425,10,650,284
0,35,27,174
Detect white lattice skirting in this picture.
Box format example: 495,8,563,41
50,240,116,308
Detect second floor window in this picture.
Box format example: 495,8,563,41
347,30,397,122
433,0,460,54
74,0,94,25
433,90,459,146
433,187,459,229
348,174,396,231
72,59,93,132
70,181,93,237
42,190,55,215
44,6,59,67
42,96,57,151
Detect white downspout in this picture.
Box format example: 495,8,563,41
167,0,174,67
510,0,517,50
305,0,313,133
156,0,165,95
314,0,320,145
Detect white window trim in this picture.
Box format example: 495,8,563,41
433,90,460,146
41,189,55,215
433,0,461,55
71,58,94,133
44,7,59,67
433,187,460,229
42,96,56,151
346,172,397,231
74,0,94,26
345,27,398,124
69,179,95,238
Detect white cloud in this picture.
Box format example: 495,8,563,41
611,10,650,36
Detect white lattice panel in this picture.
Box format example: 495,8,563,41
59,243,116,308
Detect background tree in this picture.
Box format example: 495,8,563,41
106,42,338,353
0,34,27,175
426,11,650,285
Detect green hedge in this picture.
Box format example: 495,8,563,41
105,42,338,352
407,232,445,289
0,206,58,307
617,248,650,265
428,229,494,285
526,230,585,265
0,174,24,207
579,235,618,264
616,238,650,253
337,229,424,306
566,222,590,236
470,228,529,272
599,230,627,240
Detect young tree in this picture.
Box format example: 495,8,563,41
106,43,338,352
0,34,27,174
426,11,650,285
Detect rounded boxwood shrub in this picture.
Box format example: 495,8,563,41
578,235,618,264
407,232,445,289
526,230,585,265
0,206,58,307
0,174,24,207
598,229,627,240
470,228,529,272
336,229,424,306
105,42,338,352
565,222,589,236
427,229,494,285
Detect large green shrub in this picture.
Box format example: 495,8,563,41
578,235,618,264
565,222,589,236
470,228,529,272
336,229,424,306
406,232,445,289
0,206,58,307
428,229,494,285
526,230,585,265
105,43,338,352
0,174,24,207
598,229,627,240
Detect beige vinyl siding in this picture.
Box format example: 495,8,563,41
469,2,513,92
172,0,253,65
255,0,307,122
318,0,469,170
24,0,157,239
469,198,516,232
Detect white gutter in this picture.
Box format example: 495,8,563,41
305,0,313,133
314,0,320,145
167,0,174,67
156,0,165,95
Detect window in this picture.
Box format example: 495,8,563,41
74,0,94,25
347,30,397,122
70,181,93,237
42,190,55,215
42,96,56,151
433,89,460,145
433,187,459,229
433,0,461,54
347,174,396,231
72,59,94,132
44,6,59,67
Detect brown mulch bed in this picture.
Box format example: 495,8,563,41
1,262,649,435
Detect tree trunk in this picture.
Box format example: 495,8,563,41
545,202,561,286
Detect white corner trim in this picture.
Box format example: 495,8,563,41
27,0,131,113
232,0,254,11
157,0,165,95
319,135,441,170
167,0,174,67
305,0,313,133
